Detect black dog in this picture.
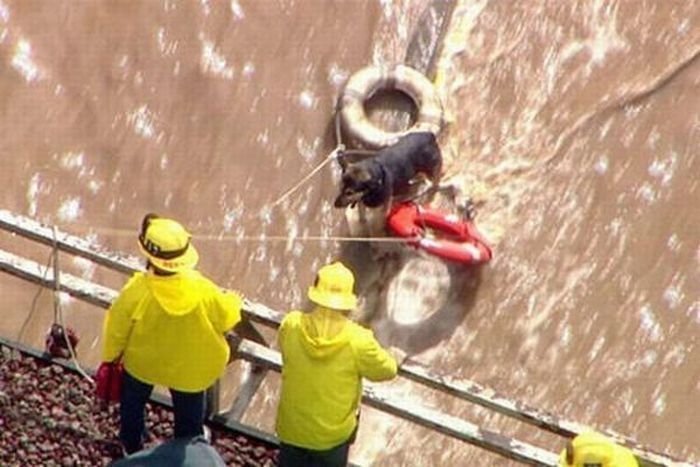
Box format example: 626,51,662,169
334,131,442,208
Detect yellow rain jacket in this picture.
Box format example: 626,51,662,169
559,431,639,467
276,307,397,450
102,270,241,392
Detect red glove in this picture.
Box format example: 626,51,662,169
95,361,123,403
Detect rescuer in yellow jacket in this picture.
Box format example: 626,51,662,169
276,261,399,467
559,431,639,467
102,214,243,455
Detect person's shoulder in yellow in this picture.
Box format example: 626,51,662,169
137,216,242,329
559,431,639,467
279,261,398,380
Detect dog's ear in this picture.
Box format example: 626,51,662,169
334,195,347,208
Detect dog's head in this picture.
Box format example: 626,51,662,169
334,164,374,208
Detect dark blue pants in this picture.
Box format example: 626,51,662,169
278,440,351,467
120,370,206,454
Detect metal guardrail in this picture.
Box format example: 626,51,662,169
0,209,691,466
0,244,558,465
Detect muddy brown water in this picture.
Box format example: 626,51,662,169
0,1,698,465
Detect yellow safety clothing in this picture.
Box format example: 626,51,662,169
307,262,357,310
138,217,199,273
102,270,241,392
559,431,639,467
276,307,398,450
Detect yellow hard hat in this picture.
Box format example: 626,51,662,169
138,217,199,273
559,431,639,467
307,261,358,311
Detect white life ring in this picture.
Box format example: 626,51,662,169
339,64,444,149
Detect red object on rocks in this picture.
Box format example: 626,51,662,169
96,361,123,403
45,324,79,359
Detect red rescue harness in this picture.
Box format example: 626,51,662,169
386,202,493,265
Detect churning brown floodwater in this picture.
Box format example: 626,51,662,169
0,1,698,465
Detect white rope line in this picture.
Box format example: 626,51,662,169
194,234,415,243
270,147,341,207
62,223,418,244
52,226,95,384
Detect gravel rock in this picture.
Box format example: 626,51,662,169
0,345,279,466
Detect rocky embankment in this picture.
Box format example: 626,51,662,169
0,345,278,466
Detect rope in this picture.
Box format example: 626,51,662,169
16,248,53,344
270,147,341,207
55,107,430,246
194,234,417,243
271,107,345,208
51,226,94,384
60,222,419,244
270,105,349,208
334,101,344,149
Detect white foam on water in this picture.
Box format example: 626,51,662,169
242,61,255,78
291,239,303,258
619,386,635,416
663,344,687,368
199,0,210,16
648,152,677,185
561,324,572,347
594,154,609,174
11,39,43,82
298,90,316,109
598,118,614,139
295,136,320,163
268,264,280,283
284,221,298,254
378,0,393,19
230,0,244,20
587,0,628,65
652,387,666,416
691,301,700,324
200,40,234,79
251,244,267,263
258,204,273,226
662,283,682,310
666,233,680,253
328,64,348,88
0,0,8,23
57,197,82,222
636,182,657,204
256,129,269,146
588,335,605,361
27,172,41,217
222,206,242,232
639,304,663,342
156,27,178,56
128,105,157,139
642,349,657,367
87,180,103,194
647,127,661,149
58,151,84,170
